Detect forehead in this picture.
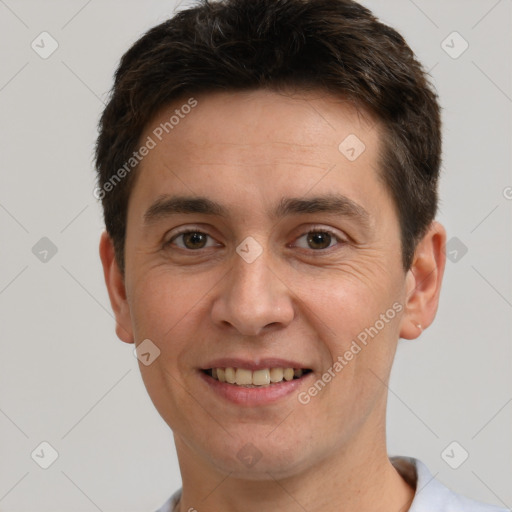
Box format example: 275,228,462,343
144,88,378,158
131,88,388,223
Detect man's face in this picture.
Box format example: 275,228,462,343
114,89,416,478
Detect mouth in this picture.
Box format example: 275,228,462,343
201,367,313,387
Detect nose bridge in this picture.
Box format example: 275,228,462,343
211,239,294,335
233,246,273,303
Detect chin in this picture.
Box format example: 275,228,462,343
198,435,314,480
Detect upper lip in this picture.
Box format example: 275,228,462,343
201,358,311,371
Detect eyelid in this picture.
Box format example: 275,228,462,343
168,225,206,237
298,224,346,239
166,223,213,238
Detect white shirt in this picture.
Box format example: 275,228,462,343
154,456,508,512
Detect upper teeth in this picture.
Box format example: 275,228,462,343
210,367,304,386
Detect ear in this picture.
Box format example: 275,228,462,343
99,231,134,344
399,221,447,340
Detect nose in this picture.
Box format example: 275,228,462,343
210,244,295,336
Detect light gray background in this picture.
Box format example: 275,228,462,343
0,0,510,511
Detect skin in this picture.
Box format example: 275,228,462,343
100,89,446,512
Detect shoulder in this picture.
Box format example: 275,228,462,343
391,456,509,512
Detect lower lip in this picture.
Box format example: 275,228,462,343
198,370,313,406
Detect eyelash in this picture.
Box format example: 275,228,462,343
165,226,347,253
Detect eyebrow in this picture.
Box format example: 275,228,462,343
143,193,372,229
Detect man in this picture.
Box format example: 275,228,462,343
94,0,507,511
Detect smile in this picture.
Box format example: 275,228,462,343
203,367,313,387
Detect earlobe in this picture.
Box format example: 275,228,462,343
99,231,134,344
399,221,447,340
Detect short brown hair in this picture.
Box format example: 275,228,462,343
95,0,442,274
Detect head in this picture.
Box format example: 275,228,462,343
96,0,446,479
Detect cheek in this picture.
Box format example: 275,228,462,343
297,265,399,340
296,267,403,409
128,269,205,342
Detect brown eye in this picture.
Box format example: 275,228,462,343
182,232,208,249
168,231,214,250
306,231,333,250
293,228,346,252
